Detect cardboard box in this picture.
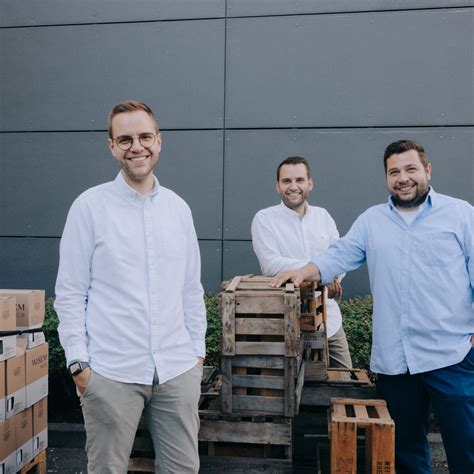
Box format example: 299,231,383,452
0,418,16,474
15,407,33,470
32,397,48,456
0,297,17,362
0,362,5,421
0,290,45,330
25,343,48,408
5,347,25,418
18,330,45,350
0,336,16,363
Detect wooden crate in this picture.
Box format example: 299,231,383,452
329,398,395,474
199,410,293,473
220,275,304,416
299,282,327,333
19,450,46,474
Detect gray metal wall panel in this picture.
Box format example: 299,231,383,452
0,238,222,296
228,1,473,17
226,9,473,128
199,240,223,293
222,240,372,299
1,20,225,131
0,131,223,239
222,241,261,280
0,0,225,27
224,128,473,240
0,238,60,297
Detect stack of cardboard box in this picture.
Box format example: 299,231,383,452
0,290,48,473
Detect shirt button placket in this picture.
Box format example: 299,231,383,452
144,199,159,358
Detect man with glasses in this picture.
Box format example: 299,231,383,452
55,100,206,473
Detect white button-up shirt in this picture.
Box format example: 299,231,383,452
251,202,343,337
55,172,206,384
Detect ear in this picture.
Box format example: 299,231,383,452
308,177,314,191
156,133,162,153
426,163,432,180
275,180,280,193
107,137,115,155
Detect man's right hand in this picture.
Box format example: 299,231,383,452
270,262,321,288
73,367,91,396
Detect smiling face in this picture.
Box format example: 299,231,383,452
108,110,161,193
386,149,431,209
276,163,313,215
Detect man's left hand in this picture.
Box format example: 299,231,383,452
197,357,205,366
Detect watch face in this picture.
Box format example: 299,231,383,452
69,362,81,375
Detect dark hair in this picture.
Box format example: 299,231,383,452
277,156,311,181
108,100,159,138
383,140,428,172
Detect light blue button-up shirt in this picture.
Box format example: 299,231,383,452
314,188,473,375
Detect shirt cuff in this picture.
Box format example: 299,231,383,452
313,258,333,285
64,346,90,368
192,339,206,359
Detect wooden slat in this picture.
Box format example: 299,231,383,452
354,404,369,420
295,360,305,415
330,421,357,473
328,370,343,381
301,386,377,407
285,282,295,292
235,317,285,335
225,275,242,293
128,458,155,472
233,395,285,414
221,356,232,413
284,357,296,417
366,423,395,473
375,404,392,421
199,419,292,445
235,341,286,355
199,456,292,474
304,361,327,382
355,370,371,384
232,374,285,390
284,293,299,357
220,293,235,355
234,296,285,314
231,355,285,369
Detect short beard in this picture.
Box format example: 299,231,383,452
392,189,429,208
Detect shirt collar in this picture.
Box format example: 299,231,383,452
114,171,160,200
388,186,435,212
279,201,310,219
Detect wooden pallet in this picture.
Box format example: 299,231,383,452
329,398,395,474
199,410,293,473
327,368,373,385
19,450,46,474
301,369,376,407
220,275,305,416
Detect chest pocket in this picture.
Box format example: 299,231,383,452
418,232,462,267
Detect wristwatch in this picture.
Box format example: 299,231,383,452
68,361,90,377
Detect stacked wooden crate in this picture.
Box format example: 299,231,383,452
220,275,305,417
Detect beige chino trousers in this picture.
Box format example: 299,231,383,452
80,363,202,473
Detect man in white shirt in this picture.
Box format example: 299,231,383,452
251,156,352,368
54,100,206,473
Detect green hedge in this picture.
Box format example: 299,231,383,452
45,294,373,376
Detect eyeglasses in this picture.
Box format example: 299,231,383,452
113,133,157,151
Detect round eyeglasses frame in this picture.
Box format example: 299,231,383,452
113,133,157,151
